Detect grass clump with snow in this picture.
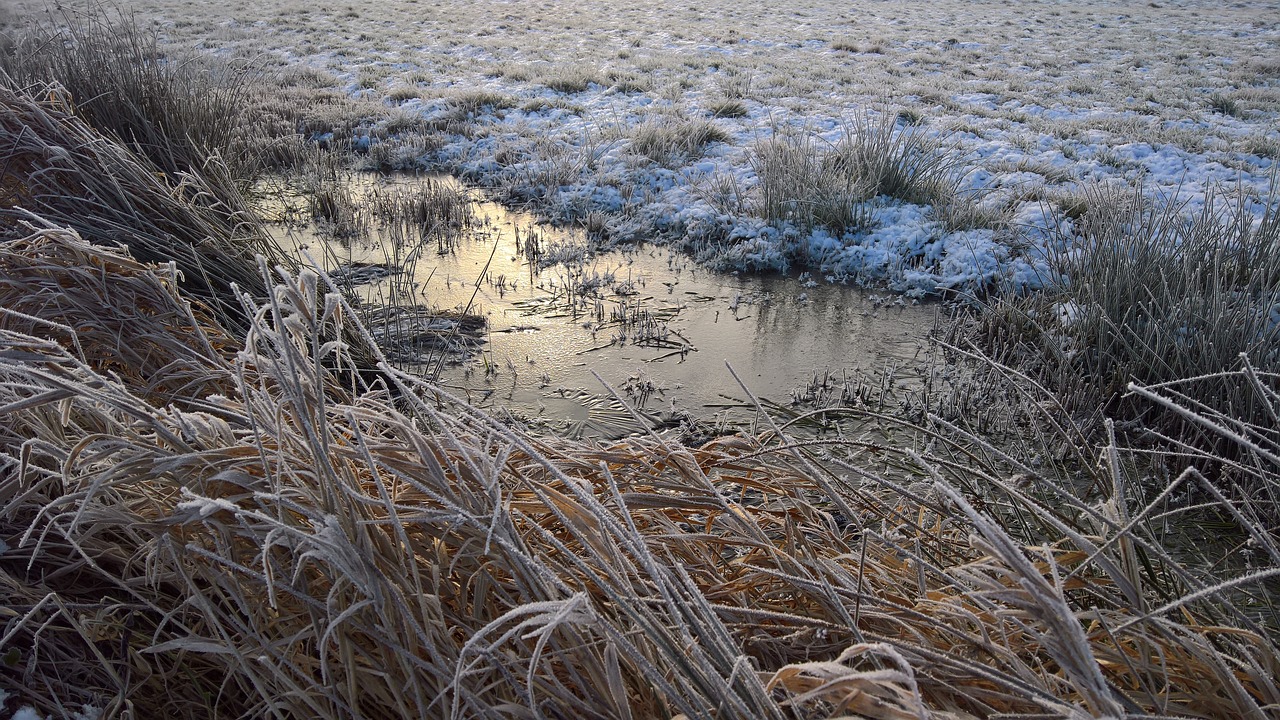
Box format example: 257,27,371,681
749,128,874,237
748,113,961,239
540,65,600,94
629,117,729,168
827,111,962,208
707,98,749,118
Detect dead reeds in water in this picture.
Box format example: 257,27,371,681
2,226,1277,718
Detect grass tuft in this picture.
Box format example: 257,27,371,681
747,110,962,237
708,98,749,118
749,128,874,236
966,179,1280,507
445,89,518,116
827,109,962,207
1209,92,1242,117
541,65,600,94
629,117,729,167
0,6,257,182
0,84,278,333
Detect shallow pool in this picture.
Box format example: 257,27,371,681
270,173,938,438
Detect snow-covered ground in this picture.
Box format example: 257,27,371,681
14,0,1280,295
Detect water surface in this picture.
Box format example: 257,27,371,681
272,174,937,438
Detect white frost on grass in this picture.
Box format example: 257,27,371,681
3,683,102,720
6,707,100,720
81,0,1280,295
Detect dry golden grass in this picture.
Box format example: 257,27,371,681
2,226,1277,718
0,224,240,406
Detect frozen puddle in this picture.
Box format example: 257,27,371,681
270,173,937,438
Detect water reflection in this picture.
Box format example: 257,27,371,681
270,173,938,438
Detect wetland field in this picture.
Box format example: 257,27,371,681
1,1,1279,718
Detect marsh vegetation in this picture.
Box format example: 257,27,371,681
1,3,1278,719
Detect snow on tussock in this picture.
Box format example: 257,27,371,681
429,102,1056,296
139,0,1280,294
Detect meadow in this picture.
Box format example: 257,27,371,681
1,1,1278,718
8,0,1271,292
